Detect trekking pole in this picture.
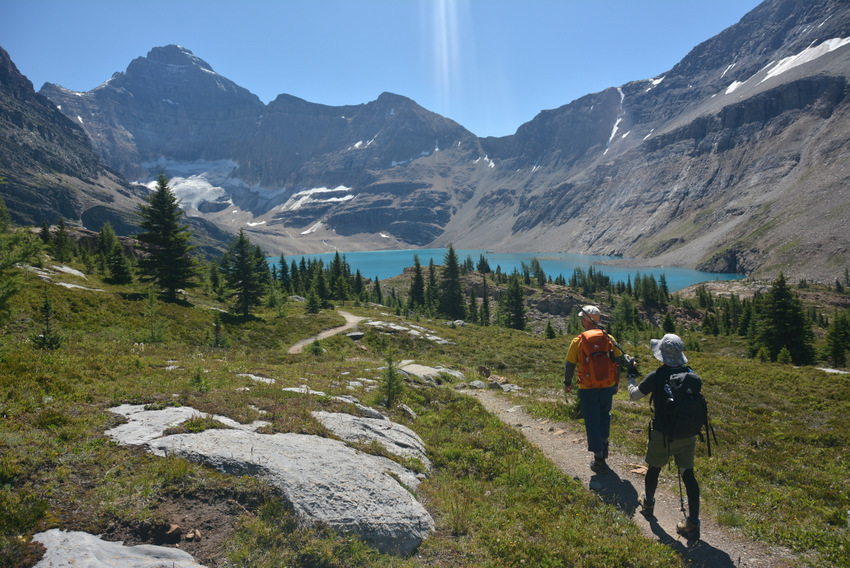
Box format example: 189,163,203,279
677,468,687,518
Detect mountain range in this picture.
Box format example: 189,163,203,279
2,0,849,281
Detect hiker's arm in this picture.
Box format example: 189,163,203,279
564,361,576,394
626,357,647,401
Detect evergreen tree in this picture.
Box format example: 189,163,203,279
658,273,670,305
439,244,465,320
96,222,119,274
290,260,302,296
749,273,815,364
306,285,322,314
467,287,478,325
53,218,73,263
220,229,269,317
106,242,134,284
544,319,557,339
277,254,290,293
825,311,849,368
373,276,383,305
479,273,491,326
477,254,491,273
136,173,196,301
39,222,51,245
662,311,677,333
408,254,425,311
312,262,329,304
425,259,438,313
32,285,62,349
610,294,639,339
352,269,365,300
499,274,526,330
530,258,546,288
96,221,118,261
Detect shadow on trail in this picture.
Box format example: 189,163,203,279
646,517,738,568
589,472,737,568
589,470,638,515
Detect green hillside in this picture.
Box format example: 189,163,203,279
1,230,849,567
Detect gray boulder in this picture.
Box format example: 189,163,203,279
146,429,433,556
313,411,431,469
32,529,206,567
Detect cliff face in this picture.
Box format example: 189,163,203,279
0,46,142,233
16,0,850,280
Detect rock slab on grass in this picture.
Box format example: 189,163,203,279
32,529,207,567
147,429,433,556
312,410,431,469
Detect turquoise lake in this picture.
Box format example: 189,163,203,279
270,248,743,293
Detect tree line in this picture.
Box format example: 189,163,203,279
2,172,848,366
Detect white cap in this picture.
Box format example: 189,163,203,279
578,305,601,323
650,334,688,367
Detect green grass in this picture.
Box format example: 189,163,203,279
525,346,850,567
1,263,848,567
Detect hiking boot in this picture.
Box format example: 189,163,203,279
590,456,611,474
638,492,654,517
676,517,700,541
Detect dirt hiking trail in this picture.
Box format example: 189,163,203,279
471,390,797,568
287,311,367,354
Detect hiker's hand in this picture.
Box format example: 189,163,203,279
625,355,639,376
564,384,572,395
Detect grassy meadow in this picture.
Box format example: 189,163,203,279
1,262,848,567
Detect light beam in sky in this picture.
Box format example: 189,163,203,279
428,0,463,118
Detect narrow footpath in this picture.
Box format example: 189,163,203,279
287,311,368,354
470,390,797,568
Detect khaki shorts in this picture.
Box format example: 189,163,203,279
646,430,696,469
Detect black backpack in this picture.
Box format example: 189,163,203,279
651,368,717,456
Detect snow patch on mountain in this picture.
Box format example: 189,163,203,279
760,36,850,84
280,186,354,212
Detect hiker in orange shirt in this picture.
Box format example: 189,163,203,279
564,305,622,474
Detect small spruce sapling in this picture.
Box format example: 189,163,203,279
381,351,404,408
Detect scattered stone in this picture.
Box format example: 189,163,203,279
399,404,418,421
32,529,207,568
289,295,306,302
237,373,275,384
478,366,491,378
346,331,365,340
469,380,488,389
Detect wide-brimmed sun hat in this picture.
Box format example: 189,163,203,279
578,305,601,323
651,333,688,367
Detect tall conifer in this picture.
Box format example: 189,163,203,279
136,173,196,301
439,244,465,320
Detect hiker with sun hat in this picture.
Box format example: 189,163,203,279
627,333,702,542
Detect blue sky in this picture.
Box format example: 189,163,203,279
2,0,762,137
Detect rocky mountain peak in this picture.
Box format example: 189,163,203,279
144,44,213,71
9,0,850,280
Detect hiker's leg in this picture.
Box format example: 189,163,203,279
645,466,661,501
578,388,603,454
598,385,615,453
680,468,700,521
